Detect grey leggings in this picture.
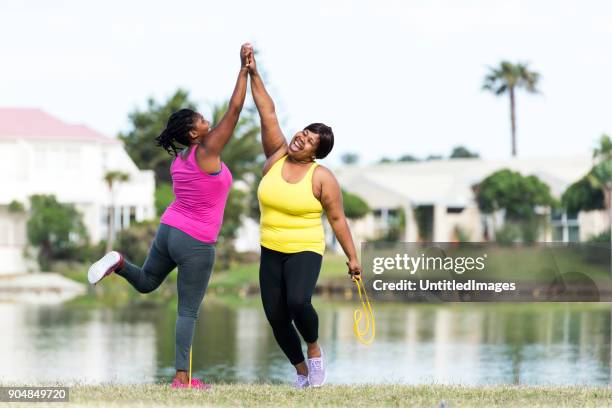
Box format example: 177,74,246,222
115,223,215,371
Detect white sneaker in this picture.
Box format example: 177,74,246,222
307,347,326,387
88,251,123,285
293,373,309,389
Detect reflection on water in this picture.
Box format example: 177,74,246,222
0,300,610,386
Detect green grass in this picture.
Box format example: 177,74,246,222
24,384,612,407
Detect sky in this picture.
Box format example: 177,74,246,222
1,0,611,166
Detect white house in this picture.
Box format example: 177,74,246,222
331,155,607,250
0,108,155,275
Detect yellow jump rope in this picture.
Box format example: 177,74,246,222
352,276,375,345
188,346,193,388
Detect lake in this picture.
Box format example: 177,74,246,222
0,299,610,386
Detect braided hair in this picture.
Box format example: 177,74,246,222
155,108,198,156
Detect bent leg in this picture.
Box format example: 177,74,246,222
115,224,176,294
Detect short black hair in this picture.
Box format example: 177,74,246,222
155,108,198,156
304,123,334,159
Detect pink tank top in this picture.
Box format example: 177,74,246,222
160,145,233,243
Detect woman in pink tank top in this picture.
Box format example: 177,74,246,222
86,43,253,389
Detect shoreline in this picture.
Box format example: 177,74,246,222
0,272,86,304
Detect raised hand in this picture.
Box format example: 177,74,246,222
245,44,257,74
240,43,251,69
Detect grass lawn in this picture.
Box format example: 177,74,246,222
23,384,612,407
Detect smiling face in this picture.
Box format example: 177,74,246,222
288,128,320,161
189,112,211,142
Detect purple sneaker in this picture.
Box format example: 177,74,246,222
293,373,309,389
307,347,326,387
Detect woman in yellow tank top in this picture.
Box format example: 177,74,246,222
246,46,362,389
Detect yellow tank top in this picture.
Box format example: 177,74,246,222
257,155,325,255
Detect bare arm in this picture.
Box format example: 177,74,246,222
203,45,250,156
318,167,362,280
247,49,288,161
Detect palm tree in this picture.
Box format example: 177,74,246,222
104,170,130,252
482,61,540,157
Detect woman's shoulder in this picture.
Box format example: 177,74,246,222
312,163,332,176
312,163,337,185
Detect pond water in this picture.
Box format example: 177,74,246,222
1,299,610,386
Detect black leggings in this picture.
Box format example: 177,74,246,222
259,246,322,365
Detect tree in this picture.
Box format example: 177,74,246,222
119,89,198,184
398,154,419,162
340,152,360,165
8,200,25,213
26,195,88,270
104,170,130,252
482,61,540,157
475,169,555,243
476,169,555,220
342,190,370,220
450,146,479,159
561,135,612,215
561,175,604,214
593,133,612,161
562,135,612,209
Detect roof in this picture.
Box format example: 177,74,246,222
0,108,118,143
334,155,594,208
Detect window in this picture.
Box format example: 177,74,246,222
550,210,580,242
447,206,465,214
